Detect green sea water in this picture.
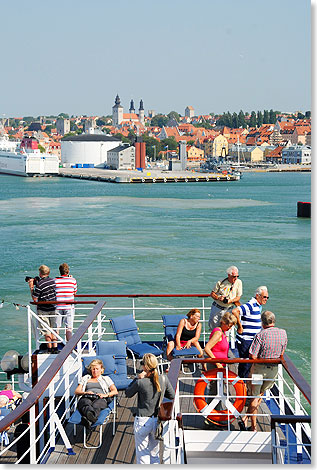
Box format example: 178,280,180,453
0,172,311,382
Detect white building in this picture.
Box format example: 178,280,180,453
185,106,194,118
107,144,135,170
61,134,121,167
281,145,311,165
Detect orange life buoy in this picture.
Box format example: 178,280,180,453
193,369,246,425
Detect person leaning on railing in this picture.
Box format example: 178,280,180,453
208,266,243,330
240,310,287,432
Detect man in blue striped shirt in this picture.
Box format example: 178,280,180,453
232,286,269,379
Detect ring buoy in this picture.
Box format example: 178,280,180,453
227,176,230,180
195,178,199,182
185,178,188,182
216,176,220,181
193,369,246,425
142,178,145,182
153,178,156,182
164,178,167,182
206,177,209,181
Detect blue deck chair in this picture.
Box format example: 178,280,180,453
162,314,201,373
110,315,163,374
0,408,10,448
94,340,133,390
68,399,115,449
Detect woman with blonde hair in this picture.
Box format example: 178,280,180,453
125,353,175,464
75,358,118,433
166,308,203,361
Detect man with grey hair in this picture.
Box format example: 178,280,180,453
208,266,243,330
232,286,269,379
240,310,287,431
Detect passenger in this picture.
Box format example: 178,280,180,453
232,286,269,380
204,311,237,368
208,266,243,330
125,353,175,464
0,384,22,409
240,311,287,432
28,265,57,353
75,359,118,435
54,263,78,342
166,309,204,361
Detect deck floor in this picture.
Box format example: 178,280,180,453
1,362,275,465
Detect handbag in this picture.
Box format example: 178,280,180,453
155,375,166,441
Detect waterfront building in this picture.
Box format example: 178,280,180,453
230,144,264,162
112,95,145,127
107,143,135,170
61,134,121,167
185,106,194,118
281,145,311,165
56,118,70,136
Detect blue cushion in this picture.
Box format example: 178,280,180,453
96,340,127,357
129,343,163,358
172,346,200,357
162,315,186,342
82,355,116,376
110,315,142,346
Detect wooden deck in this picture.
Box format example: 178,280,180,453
1,362,276,465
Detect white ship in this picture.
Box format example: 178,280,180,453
0,134,59,177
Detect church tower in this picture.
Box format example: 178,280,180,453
129,99,135,114
112,94,123,126
138,99,145,125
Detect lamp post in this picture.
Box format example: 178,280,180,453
152,145,156,161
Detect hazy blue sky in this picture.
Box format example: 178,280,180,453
1,0,311,117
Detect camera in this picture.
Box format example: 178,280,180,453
25,276,40,286
222,298,229,304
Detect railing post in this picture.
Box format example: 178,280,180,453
29,404,37,464
277,364,285,414
202,298,206,346
97,310,102,340
294,386,302,458
132,298,136,319
27,306,33,378
48,382,56,451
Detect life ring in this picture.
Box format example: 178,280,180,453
153,178,156,183
185,178,188,182
195,178,199,182
164,178,167,182
216,177,220,181
206,177,209,181
227,176,230,180
193,369,246,425
142,178,145,182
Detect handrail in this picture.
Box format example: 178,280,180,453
270,414,311,429
159,358,182,421
281,354,311,404
0,300,106,433
75,294,212,298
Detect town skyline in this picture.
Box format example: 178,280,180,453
0,0,311,117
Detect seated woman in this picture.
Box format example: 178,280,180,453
75,359,118,432
166,309,203,361
0,384,22,409
204,311,237,368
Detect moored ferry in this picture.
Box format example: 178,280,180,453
0,294,311,464
0,134,59,177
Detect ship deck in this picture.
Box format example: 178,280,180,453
45,363,273,465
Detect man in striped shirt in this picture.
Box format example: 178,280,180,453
241,310,287,431
232,286,269,379
29,265,57,353
55,263,77,342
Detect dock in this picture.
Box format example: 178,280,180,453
58,168,240,183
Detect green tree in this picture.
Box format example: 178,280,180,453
161,136,178,151
70,122,78,132
263,110,269,124
58,113,69,119
297,112,305,120
96,118,106,126
114,133,130,143
257,111,263,127
305,111,311,119
38,144,45,153
232,112,238,128
142,135,160,159
167,111,180,122
249,111,257,127
151,114,168,128
238,110,246,128
269,109,277,123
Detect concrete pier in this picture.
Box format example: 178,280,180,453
59,168,240,183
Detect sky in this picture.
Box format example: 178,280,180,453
0,0,311,118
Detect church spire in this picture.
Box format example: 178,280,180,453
139,99,144,111
129,99,135,113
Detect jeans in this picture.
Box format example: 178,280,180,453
237,339,253,379
134,416,160,464
77,396,109,422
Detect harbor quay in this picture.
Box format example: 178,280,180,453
58,167,240,183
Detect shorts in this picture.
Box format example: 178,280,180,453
55,308,74,330
37,309,57,336
250,363,278,396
